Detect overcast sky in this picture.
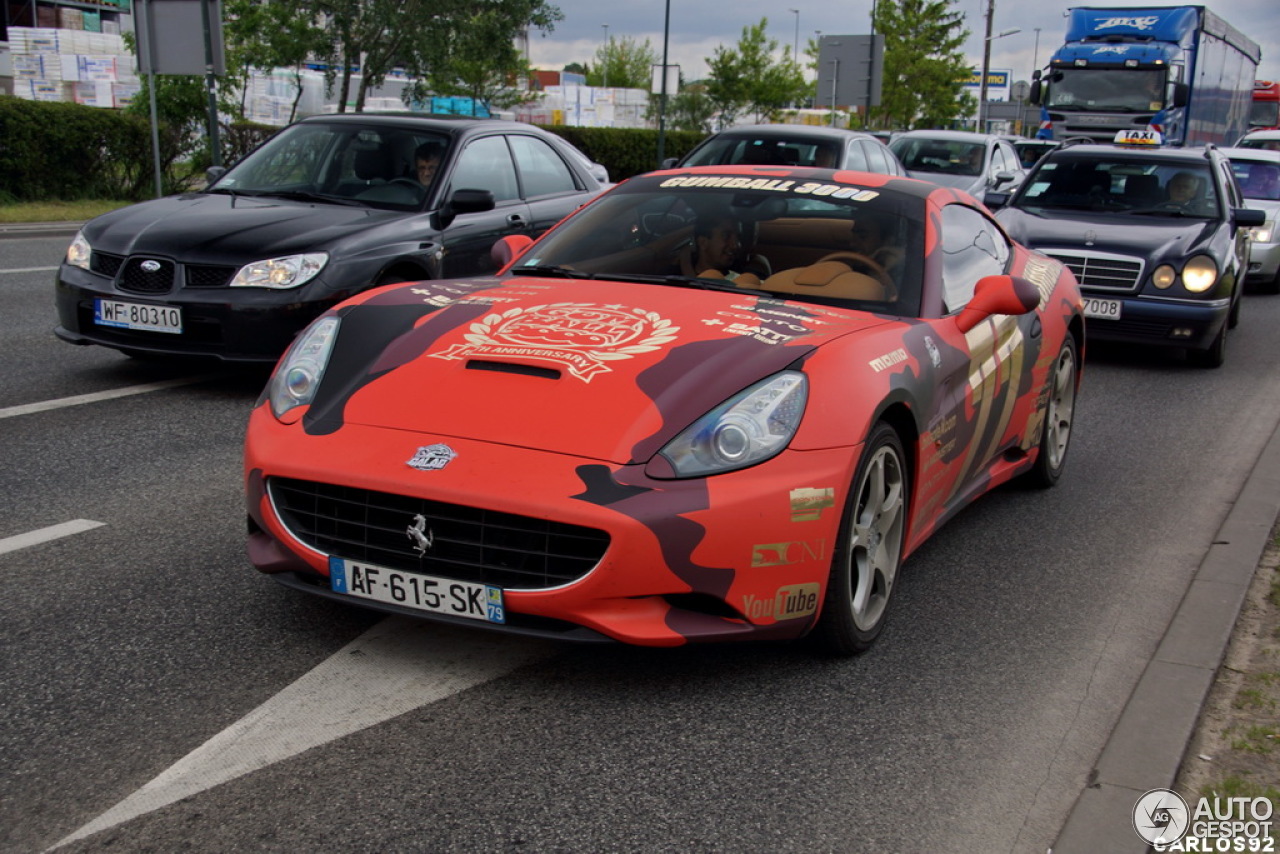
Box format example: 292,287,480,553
524,0,1280,92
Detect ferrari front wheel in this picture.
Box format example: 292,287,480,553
1022,335,1078,488
814,422,909,656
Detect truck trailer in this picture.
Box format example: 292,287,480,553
1031,6,1260,146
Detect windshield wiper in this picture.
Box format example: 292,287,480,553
254,190,364,206
594,273,771,295
510,265,593,279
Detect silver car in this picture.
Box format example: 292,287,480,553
1224,147,1280,293
889,130,1026,198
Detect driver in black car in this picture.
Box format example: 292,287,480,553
1164,171,1204,210
415,142,444,187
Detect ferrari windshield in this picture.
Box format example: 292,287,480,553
511,177,924,316
209,122,449,210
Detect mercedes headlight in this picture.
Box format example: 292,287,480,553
269,316,339,419
231,252,327,289
1151,264,1176,289
656,372,807,478
65,231,92,270
1181,255,1218,293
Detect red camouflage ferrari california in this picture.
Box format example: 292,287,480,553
244,164,1084,655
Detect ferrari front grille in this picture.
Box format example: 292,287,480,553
1044,250,1143,293
268,477,610,590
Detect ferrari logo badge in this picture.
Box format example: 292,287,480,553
406,514,434,555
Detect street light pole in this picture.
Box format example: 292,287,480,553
657,0,670,165
977,10,1021,132
789,9,799,60
601,24,609,89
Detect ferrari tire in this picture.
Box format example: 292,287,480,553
814,422,909,656
1022,335,1078,489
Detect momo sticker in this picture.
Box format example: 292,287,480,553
429,303,679,382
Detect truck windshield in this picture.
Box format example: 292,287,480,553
1045,68,1165,112
1250,100,1280,130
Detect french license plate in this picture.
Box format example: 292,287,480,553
94,299,183,334
328,557,505,624
1082,297,1122,320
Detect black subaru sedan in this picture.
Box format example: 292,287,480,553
55,114,603,363
990,134,1265,367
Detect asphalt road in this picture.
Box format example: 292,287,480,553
4,232,1280,853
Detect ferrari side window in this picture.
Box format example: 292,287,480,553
940,204,1011,313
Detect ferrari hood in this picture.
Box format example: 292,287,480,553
302,277,892,464
81,193,406,261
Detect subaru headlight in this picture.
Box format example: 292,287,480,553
1181,255,1218,293
656,372,808,477
231,252,327,289
66,231,92,270
1249,222,1275,243
269,316,339,419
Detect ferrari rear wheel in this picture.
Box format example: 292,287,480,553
1022,335,1077,489
814,422,909,656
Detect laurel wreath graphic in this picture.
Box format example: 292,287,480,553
464,303,681,360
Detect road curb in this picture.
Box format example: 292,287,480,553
0,221,81,239
1052,416,1280,853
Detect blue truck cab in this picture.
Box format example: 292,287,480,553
1030,6,1259,146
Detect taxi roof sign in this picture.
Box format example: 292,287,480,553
1114,129,1164,146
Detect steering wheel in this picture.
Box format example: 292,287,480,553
816,252,893,290
389,178,425,189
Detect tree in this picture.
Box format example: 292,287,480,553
705,19,809,128
664,85,718,133
224,0,328,122
870,0,973,130
405,0,562,114
584,35,656,90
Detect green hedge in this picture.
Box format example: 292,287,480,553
0,97,152,201
540,125,706,182
0,96,705,202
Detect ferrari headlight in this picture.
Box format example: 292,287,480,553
658,372,807,477
1249,223,1275,243
231,252,327,289
1151,264,1176,289
65,231,92,270
1181,255,1218,293
269,316,339,419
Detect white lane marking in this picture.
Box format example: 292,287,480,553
0,375,222,421
51,616,554,849
0,266,59,274
0,520,105,556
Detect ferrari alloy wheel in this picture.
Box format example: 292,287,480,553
815,422,908,656
1023,335,1078,488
